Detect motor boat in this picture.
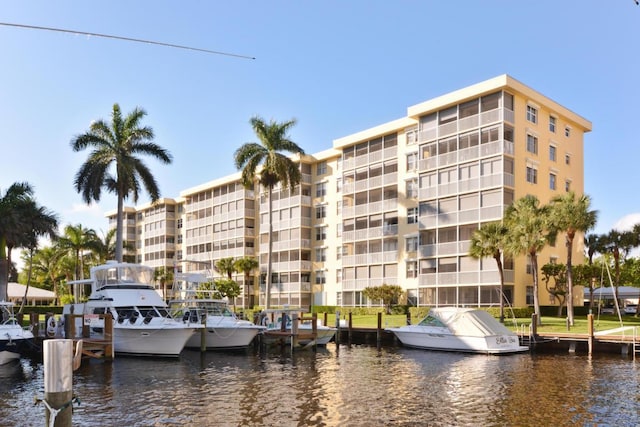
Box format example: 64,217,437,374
65,261,201,357
386,307,528,355
260,307,336,346
169,273,265,350
0,301,34,365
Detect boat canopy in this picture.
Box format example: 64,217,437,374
91,262,155,290
429,307,515,337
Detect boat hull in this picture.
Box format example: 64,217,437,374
262,325,337,346
0,326,34,364
113,325,196,356
185,323,264,349
387,326,528,355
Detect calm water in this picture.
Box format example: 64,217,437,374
1,344,639,427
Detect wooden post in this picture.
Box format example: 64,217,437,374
348,312,353,344
377,312,382,346
291,313,299,349
44,339,74,427
312,313,318,351
406,311,411,325
323,312,328,328
64,314,73,339
335,310,341,346
200,314,207,353
531,313,538,338
30,312,39,338
104,313,114,359
587,313,594,356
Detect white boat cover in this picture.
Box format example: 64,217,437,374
429,307,515,337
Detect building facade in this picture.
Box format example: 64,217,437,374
106,75,591,309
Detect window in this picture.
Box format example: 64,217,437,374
549,145,556,162
406,152,418,172
526,134,538,154
526,105,538,124
549,173,556,190
315,226,327,241
406,261,418,278
336,178,342,192
315,270,326,285
407,207,418,224
406,236,418,252
526,166,538,184
406,179,418,199
316,205,326,219
316,161,327,176
565,154,571,165
315,248,326,262
549,116,556,133
526,286,534,305
565,180,571,192
565,126,571,137
315,182,327,197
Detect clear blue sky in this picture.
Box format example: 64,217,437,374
2,1,639,240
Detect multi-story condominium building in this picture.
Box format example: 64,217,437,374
107,75,591,309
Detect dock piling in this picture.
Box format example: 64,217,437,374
43,339,74,427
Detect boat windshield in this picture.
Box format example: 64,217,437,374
93,264,154,289
418,314,446,327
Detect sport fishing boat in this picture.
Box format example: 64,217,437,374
261,307,336,346
0,301,34,365
386,307,528,355
65,261,201,357
169,273,265,350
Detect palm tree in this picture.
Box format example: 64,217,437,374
234,256,259,309
600,229,636,315
27,246,64,303
0,182,35,300
71,103,172,262
14,199,59,313
548,191,598,326
469,221,508,322
154,266,174,301
504,195,552,325
584,233,605,310
57,224,100,282
234,116,305,309
215,257,236,280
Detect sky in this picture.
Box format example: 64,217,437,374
2,1,640,244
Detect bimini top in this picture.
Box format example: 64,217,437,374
89,261,155,291
421,307,516,337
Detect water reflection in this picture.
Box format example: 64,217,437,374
1,347,639,426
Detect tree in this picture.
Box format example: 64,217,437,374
13,199,58,313
215,257,236,280
469,221,509,322
600,229,636,316
362,284,404,314
0,182,34,300
215,278,242,312
504,195,552,325
154,266,174,301
234,116,305,309
584,233,605,310
23,246,64,302
71,103,172,262
548,191,597,326
234,256,259,309
57,224,100,281
541,263,567,317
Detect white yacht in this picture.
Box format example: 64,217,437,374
169,273,265,350
0,301,34,365
386,307,528,355
65,262,201,357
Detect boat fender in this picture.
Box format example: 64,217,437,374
46,316,57,337
58,315,66,337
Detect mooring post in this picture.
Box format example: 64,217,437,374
312,312,318,351
200,314,206,353
335,310,341,346
104,313,114,359
30,312,39,338
348,312,353,344
43,339,74,427
291,312,299,349
587,313,594,356
323,312,328,328
377,312,382,346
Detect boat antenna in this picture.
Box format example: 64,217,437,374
0,22,256,60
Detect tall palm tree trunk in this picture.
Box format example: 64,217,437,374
115,194,124,263
566,234,575,325
531,251,542,326
266,187,273,309
495,255,505,323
